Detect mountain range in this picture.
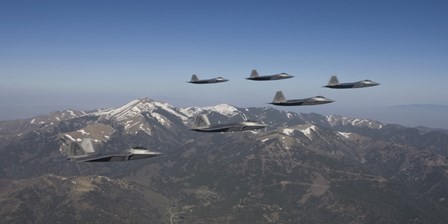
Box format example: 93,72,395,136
1,97,448,223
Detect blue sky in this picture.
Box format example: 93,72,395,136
1,0,447,127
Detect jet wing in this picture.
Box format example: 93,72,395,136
226,126,245,132
79,153,130,162
192,127,231,132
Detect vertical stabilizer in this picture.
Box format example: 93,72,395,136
273,91,287,103
250,69,259,78
191,74,199,82
66,140,86,157
62,136,98,161
193,114,211,128
80,138,95,154
328,76,339,86
67,141,78,157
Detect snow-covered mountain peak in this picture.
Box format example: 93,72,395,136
204,104,239,116
94,98,187,122
95,98,153,120
180,103,239,117
326,115,383,129
91,98,189,135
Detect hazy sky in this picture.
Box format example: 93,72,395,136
1,0,447,125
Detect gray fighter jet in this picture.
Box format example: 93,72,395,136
190,114,268,132
246,69,294,81
324,75,380,89
270,91,334,106
63,138,161,162
188,74,229,84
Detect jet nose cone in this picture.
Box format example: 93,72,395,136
141,151,162,158
147,151,162,156
255,123,269,128
132,148,162,156
365,80,380,86
281,74,293,78
320,97,335,103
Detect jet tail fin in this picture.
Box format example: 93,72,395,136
272,91,287,103
327,75,339,86
192,114,211,129
67,141,81,157
249,69,259,78
80,138,95,154
191,74,199,82
64,138,96,158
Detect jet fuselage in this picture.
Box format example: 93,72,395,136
68,148,161,162
189,77,228,84
325,80,380,89
191,121,267,132
271,96,334,106
247,73,293,81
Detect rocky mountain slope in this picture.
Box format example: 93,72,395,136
1,97,448,223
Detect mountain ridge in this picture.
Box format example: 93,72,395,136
1,97,448,223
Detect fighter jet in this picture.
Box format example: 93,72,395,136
324,75,380,89
63,138,161,162
188,74,229,84
270,91,334,106
190,114,268,132
246,69,294,81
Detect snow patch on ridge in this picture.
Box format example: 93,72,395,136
283,128,295,136
298,125,317,140
64,134,76,141
326,115,383,129
338,132,351,139
67,110,77,117
78,129,90,135
151,112,169,126
301,126,316,139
